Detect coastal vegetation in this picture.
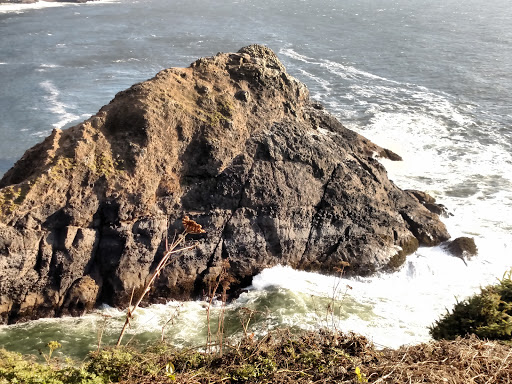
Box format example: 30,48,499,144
1,329,511,383
430,270,512,342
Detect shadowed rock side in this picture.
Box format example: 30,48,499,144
0,45,450,324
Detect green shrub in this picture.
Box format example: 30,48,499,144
430,270,512,341
86,347,135,382
0,349,102,384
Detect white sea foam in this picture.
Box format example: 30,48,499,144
297,68,331,94
279,48,315,64
0,0,118,14
281,48,377,83
36,63,62,72
112,58,141,63
85,0,120,4
248,241,511,348
40,80,79,129
320,58,399,84
0,1,68,14
364,109,512,236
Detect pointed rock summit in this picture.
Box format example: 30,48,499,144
0,45,449,323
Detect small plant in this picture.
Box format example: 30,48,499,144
164,362,176,381
161,302,184,342
230,363,259,381
96,314,112,352
237,306,268,340
116,215,205,346
326,261,352,331
355,366,368,382
204,258,233,356
86,347,135,382
40,341,62,366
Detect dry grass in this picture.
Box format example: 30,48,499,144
2,329,512,383
373,336,512,384
103,330,512,384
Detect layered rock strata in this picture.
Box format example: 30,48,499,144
0,45,450,324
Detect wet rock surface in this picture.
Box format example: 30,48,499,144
0,45,450,323
446,237,477,265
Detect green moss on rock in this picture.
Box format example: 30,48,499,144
387,235,419,270
0,183,31,217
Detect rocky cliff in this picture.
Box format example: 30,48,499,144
0,45,449,324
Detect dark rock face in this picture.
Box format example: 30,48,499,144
446,237,477,265
406,189,450,218
0,45,450,324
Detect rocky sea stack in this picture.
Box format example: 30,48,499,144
0,45,449,324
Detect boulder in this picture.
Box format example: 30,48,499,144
0,45,450,323
446,237,477,265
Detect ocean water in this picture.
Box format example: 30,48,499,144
0,0,511,359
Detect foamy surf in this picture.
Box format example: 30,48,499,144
2,244,509,361
0,1,68,13
40,80,80,130
0,0,118,14
248,242,511,348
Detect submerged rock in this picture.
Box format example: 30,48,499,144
446,237,478,265
0,45,450,323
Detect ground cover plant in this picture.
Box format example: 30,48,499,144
1,329,512,383
430,270,512,341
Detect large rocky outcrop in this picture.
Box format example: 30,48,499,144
0,45,450,324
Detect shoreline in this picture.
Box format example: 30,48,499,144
0,1,93,3
0,0,105,13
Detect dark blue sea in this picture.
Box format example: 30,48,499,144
0,0,511,358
